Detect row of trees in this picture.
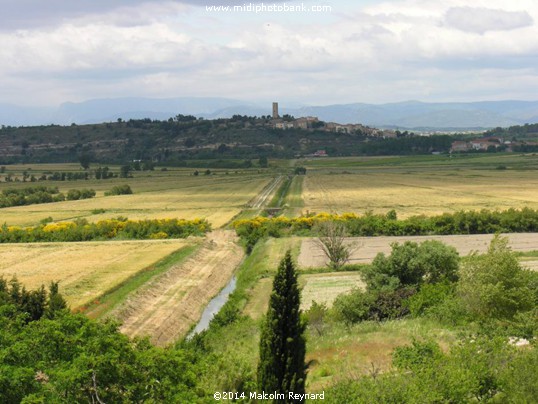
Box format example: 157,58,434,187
234,208,538,251
0,186,95,207
0,218,210,243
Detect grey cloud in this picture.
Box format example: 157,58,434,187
445,7,533,34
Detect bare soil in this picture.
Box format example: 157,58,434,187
299,233,538,268
112,230,244,346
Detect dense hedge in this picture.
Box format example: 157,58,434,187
233,208,538,249
0,218,210,243
0,185,95,207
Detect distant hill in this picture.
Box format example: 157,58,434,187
2,98,538,130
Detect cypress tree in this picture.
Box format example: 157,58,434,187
257,250,306,402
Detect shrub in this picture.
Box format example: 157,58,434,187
66,189,95,201
304,301,329,336
364,240,459,291
407,281,455,318
458,235,533,321
332,289,375,326
105,184,133,196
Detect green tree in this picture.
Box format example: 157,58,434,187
78,154,91,170
258,156,269,168
458,235,532,320
258,251,306,401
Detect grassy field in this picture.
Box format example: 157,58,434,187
0,167,273,228
301,153,538,217
0,239,194,309
244,271,364,319
305,319,457,391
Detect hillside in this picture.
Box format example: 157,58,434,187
0,116,454,164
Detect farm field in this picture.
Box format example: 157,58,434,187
0,239,192,308
244,271,364,319
301,153,538,217
112,230,244,346
0,167,274,228
298,233,538,268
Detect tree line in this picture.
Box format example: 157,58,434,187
0,217,210,243
233,208,538,251
0,186,95,208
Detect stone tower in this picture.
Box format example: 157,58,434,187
272,102,279,119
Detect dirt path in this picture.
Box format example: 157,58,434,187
112,230,244,346
299,233,538,268
249,175,283,208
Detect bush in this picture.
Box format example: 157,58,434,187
333,289,375,326
364,240,459,290
0,218,210,243
458,235,533,321
105,184,133,196
304,301,329,336
66,188,95,201
407,281,456,318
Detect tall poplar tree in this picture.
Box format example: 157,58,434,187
257,250,306,401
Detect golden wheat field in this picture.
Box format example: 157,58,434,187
0,170,272,228
302,168,538,217
0,240,190,308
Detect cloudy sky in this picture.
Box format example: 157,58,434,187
1,0,538,107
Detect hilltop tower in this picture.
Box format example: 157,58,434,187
272,102,279,119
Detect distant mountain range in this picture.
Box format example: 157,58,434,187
2,97,538,130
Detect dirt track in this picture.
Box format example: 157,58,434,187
249,176,282,208
113,230,244,346
299,233,538,268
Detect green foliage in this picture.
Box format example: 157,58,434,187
119,165,131,178
257,251,306,399
104,184,132,196
294,166,306,175
304,301,329,336
407,281,456,318
0,304,200,403
325,337,537,403
332,289,377,326
78,153,91,169
332,286,416,325
234,208,538,245
0,186,64,208
258,156,268,168
392,339,443,370
364,240,459,290
0,277,67,323
458,235,533,321
66,188,96,200
0,217,210,243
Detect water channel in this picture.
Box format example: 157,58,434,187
187,275,237,339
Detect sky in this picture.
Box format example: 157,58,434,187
1,0,538,107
